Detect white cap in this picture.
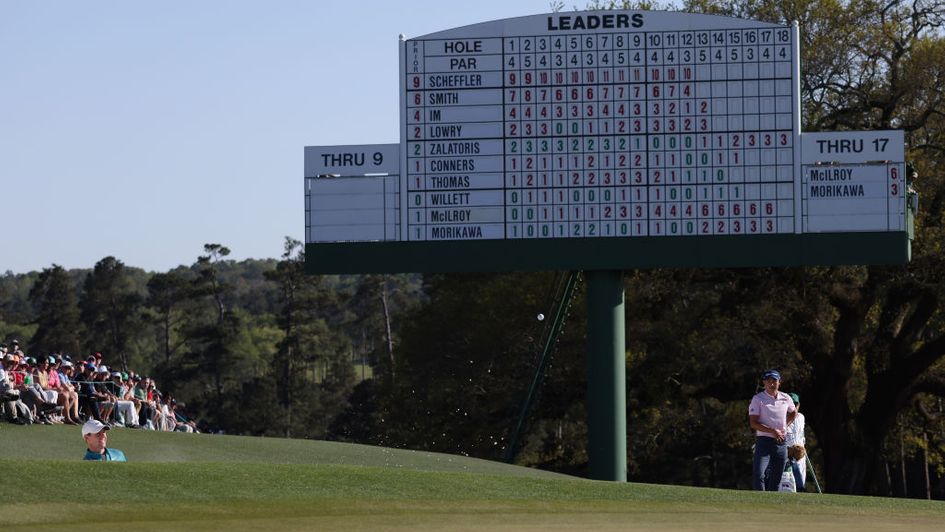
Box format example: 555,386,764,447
81,419,110,437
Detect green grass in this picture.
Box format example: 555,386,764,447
3,424,944,531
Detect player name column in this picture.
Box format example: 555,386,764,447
405,38,506,241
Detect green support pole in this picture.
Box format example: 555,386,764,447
585,270,626,482
504,271,580,464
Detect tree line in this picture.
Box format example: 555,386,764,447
0,241,424,440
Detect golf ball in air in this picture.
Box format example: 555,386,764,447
537,314,545,321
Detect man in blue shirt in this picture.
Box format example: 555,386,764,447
81,419,127,461
77,363,105,422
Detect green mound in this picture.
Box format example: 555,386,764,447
3,424,944,531
1,424,563,477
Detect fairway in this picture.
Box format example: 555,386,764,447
3,425,943,531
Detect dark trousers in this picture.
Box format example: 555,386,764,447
79,394,102,421
792,459,806,491
753,436,788,491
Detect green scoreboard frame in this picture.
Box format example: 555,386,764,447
305,11,912,274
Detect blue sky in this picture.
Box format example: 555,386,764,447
0,1,556,274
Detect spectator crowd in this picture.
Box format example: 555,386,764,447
0,339,198,433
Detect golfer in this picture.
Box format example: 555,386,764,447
82,419,127,461
748,369,796,491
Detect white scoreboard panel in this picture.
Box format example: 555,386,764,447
400,11,801,242
305,144,401,243
801,131,906,233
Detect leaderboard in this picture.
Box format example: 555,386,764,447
401,12,799,241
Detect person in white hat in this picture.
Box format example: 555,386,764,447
93,365,117,422
81,419,127,461
1,353,28,423
55,361,81,425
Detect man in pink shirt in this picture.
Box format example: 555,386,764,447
748,369,797,491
